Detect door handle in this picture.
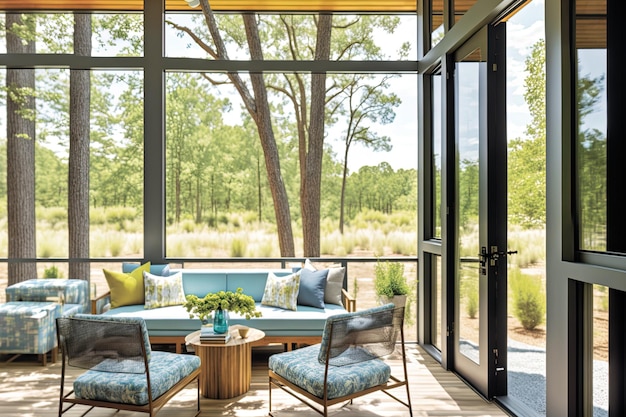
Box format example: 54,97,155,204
479,246,517,267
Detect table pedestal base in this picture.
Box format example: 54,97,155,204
196,341,252,399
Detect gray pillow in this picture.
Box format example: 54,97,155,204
324,266,345,307
297,268,328,309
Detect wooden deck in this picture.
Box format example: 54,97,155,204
0,344,511,417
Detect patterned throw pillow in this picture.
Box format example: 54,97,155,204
261,271,301,311
103,262,151,308
143,271,186,310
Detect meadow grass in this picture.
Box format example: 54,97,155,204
0,207,544,269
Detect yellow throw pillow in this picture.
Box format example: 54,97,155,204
103,262,151,308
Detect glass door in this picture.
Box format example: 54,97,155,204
451,24,508,399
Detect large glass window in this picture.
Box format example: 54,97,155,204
0,8,417,311
165,13,416,61
505,2,547,415
576,0,606,252
163,12,417,259
432,72,442,238
0,13,143,56
1,66,145,276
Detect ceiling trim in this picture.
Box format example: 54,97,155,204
0,0,418,12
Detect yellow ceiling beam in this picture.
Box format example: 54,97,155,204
0,0,418,12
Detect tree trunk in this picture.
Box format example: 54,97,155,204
197,1,295,256
6,14,37,285
301,14,332,257
196,175,202,223
241,13,295,256
257,155,262,222
69,13,91,281
339,145,349,234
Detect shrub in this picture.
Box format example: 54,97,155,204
230,237,247,257
105,206,138,227
374,260,409,298
466,287,478,319
510,268,545,330
108,238,124,257
43,265,62,278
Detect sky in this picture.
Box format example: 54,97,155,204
505,0,546,141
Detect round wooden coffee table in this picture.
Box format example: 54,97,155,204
185,324,265,399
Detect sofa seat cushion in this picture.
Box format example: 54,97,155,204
268,344,390,399
73,350,200,405
101,303,347,337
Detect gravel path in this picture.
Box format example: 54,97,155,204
507,339,608,416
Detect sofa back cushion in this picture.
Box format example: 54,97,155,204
227,270,293,301
179,271,227,297
172,269,293,301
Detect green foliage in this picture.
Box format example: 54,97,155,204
183,288,261,321
352,275,359,299
345,166,417,220
230,238,247,257
387,231,418,256
90,207,108,225
594,284,608,312
106,207,139,227
466,286,478,319
374,260,409,298
36,207,68,227
510,268,545,330
9,14,422,259
507,226,546,269
43,265,62,278
107,235,124,257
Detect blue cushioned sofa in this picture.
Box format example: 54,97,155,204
93,268,355,353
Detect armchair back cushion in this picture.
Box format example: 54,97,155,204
70,313,152,361
317,302,399,365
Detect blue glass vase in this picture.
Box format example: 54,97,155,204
213,307,229,334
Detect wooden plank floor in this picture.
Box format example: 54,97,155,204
0,344,511,417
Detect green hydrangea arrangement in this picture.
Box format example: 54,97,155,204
183,287,261,321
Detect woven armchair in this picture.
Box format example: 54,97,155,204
56,314,201,417
268,303,412,417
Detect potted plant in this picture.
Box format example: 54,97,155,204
374,260,409,307
183,287,261,331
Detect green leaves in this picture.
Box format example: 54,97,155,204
374,260,409,298
184,287,261,321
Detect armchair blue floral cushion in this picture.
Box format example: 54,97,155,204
268,343,390,399
73,350,200,405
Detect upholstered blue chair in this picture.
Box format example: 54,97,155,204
268,303,412,417
1,279,90,365
0,301,61,365
56,314,201,417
